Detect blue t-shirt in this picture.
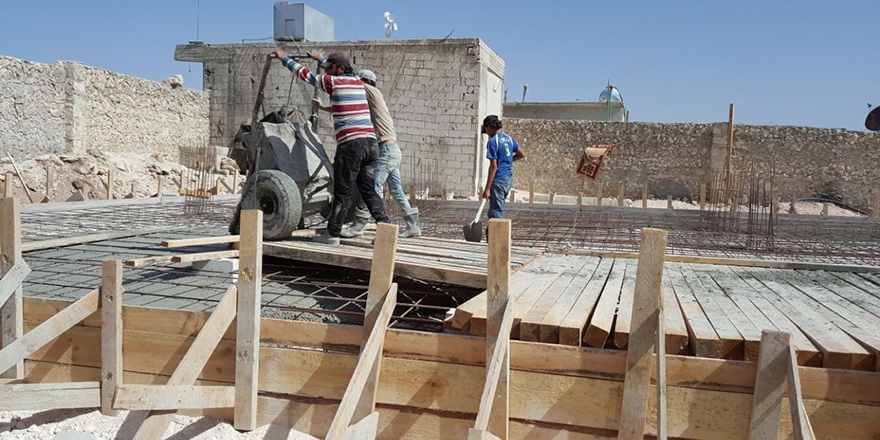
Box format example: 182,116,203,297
486,132,519,179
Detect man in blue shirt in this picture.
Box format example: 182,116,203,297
481,115,525,220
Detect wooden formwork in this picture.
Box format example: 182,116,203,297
2,196,878,439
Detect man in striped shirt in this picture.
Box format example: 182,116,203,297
273,49,389,245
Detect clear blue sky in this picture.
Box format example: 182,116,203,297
2,1,878,131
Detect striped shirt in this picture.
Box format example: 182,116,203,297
281,57,376,144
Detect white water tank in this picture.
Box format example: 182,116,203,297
273,3,334,41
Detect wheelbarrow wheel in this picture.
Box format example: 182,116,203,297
241,170,302,240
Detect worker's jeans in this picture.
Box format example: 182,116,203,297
328,138,389,236
488,174,513,219
356,143,413,215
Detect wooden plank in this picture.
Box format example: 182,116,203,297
162,235,240,248
557,258,612,346
0,381,100,411
749,330,789,440
666,266,722,358
101,259,123,416
133,284,238,439
0,261,30,308
264,242,486,288
0,197,23,379
660,275,689,355
171,249,239,263
818,271,880,319
678,265,744,359
691,268,762,361
612,261,638,349
21,227,177,253
519,259,589,342
343,411,379,440
785,334,817,440
618,228,667,440
354,223,399,422
325,285,397,440
583,259,627,348
731,267,872,371
713,266,822,366
0,289,99,377
235,209,262,431
469,429,503,440
537,257,601,343
123,254,177,267
483,218,511,438
20,302,880,409
114,385,235,410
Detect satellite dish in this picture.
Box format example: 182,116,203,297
384,11,398,39
866,105,880,131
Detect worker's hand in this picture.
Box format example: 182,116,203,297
272,49,288,60
308,51,323,61
481,187,491,201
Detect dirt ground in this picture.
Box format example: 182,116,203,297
0,408,316,439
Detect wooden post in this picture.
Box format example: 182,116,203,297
577,193,583,210
871,192,879,218
156,175,164,198
509,188,517,203
597,184,604,206
749,330,789,439
353,223,398,421
699,183,707,210
101,259,123,415
548,192,555,205
618,181,625,207
44,166,53,202
409,183,416,202
642,183,648,209
235,209,263,431
0,197,23,379
3,172,12,198
821,202,829,216
487,218,511,438
786,333,816,440
528,180,535,204
618,228,668,440
107,168,114,200
667,195,673,210
233,172,239,195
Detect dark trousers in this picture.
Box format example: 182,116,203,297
328,137,389,236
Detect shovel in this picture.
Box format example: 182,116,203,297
463,199,487,242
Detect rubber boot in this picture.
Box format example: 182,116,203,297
340,209,371,238
399,208,421,238
311,230,340,245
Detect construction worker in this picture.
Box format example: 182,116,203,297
327,69,420,239
273,49,389,245
481,115,525,223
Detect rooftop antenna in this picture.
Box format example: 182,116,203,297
522,84,529,102
384,12,398,39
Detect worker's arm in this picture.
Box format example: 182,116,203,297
482,160,497,200
513,147,525,161
273,49,332,94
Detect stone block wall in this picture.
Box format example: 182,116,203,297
0,55,208,161
504,118,880,207
175,38,504,195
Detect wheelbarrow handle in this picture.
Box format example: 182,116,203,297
474,199,486,224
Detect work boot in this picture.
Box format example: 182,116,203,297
311,231,340,245
340,209,371,238
399,208,421,238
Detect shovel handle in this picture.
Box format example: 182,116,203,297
474,199,486,223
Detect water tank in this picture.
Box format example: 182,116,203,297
598,85,623,103
273,3,334,42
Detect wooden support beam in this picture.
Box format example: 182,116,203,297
618,228,668,440
596,184,603,206
8,156,35,203
749,330,789,439
548,192,555,205
155,175,164,198
618,181,625,207
325,284,397,440
107,168,114,200
0,262,30,311
354,223,399,422
468,429,503,440
43,165,53,203
101,260,122,416
3,172,12,198
577,193,583,210
509,188,516,203
528,181,534,204
786,333,816,440
21,227,176,253
133,284,237,439
0,197,23,379
642,183,648,209
0,382,100,411
235,209,263,431
476,218,512,439
871,192,879,219
667,195,673,210
115,385,235,410
0,289,99,376
219,177,233,193
171,250,239,263
699,184,707,210
162,235,241,248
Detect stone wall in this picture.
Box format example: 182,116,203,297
0,55,208,161
504,118,880,207
175,38,504,195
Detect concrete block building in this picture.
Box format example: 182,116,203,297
175,38,504,197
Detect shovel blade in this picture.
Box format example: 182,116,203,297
463,221,483,242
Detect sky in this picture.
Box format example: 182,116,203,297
2,1,878,131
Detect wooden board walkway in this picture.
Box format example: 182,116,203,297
449,253,880,371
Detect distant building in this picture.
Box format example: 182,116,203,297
503,101,627,122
